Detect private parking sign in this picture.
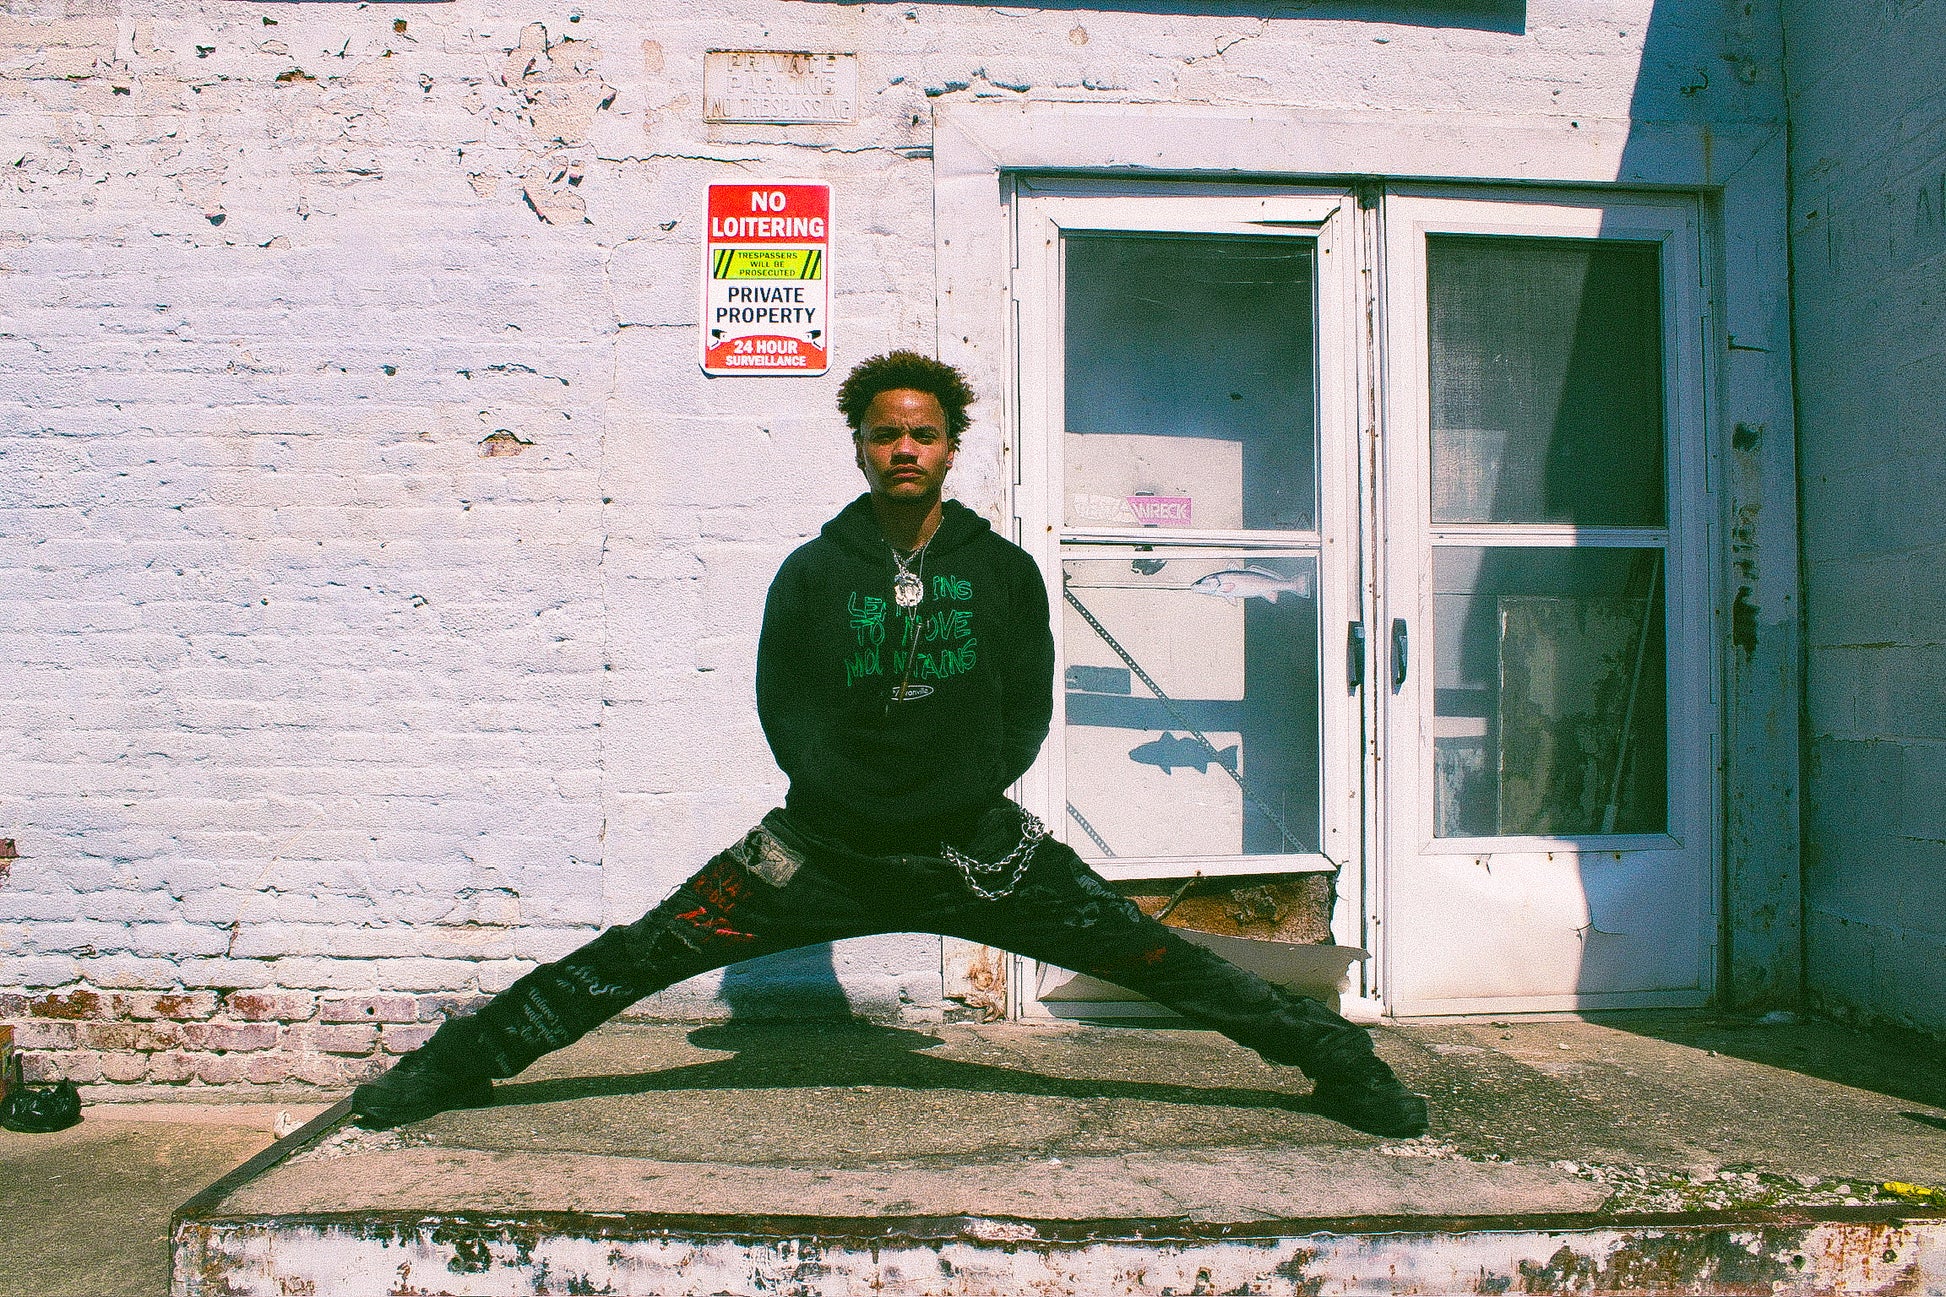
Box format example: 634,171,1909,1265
701,182,830,376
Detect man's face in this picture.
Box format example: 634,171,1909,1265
855,388,955,506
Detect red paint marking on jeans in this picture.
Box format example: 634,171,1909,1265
1091,946,1170,976
695,859,747,912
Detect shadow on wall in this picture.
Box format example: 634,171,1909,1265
1418,0,1730,1006
810,0,1525,35
1614,0,1785,1013
718,941,856,1021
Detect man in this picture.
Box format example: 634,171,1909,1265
351,351,1429,1138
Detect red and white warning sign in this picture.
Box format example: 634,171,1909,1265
701,182,830,376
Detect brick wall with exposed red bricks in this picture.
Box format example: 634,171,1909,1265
0,989,477,1091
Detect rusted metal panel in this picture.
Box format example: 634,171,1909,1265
941,938,1008,1022
1123,873,1335,944
174,1210,1946,1296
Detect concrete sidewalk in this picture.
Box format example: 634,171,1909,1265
158,1011,1946,1295
1,1103,319,1297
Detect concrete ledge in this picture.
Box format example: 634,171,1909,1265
167,1016,1946,1296
173,1206,1946,1296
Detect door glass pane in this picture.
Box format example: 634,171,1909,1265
1427,236,1666,526
1061,554,1321,858
1064,234,1318,532
1433,547,1667,837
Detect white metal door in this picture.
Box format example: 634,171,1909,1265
1375,191,1717,1015
1010,181,1371,1017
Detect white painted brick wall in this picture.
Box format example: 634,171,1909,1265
1,0,1785,1089
1786,0,1946,1037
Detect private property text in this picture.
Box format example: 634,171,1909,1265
715,284,818,326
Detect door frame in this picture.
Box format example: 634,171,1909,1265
1005,179,1721,1018
932,101,1801,1015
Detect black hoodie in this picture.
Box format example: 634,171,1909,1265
756,494,1054,852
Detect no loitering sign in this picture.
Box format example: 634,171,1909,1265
701,182,830,376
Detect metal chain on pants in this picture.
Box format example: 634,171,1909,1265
942,810,1047,900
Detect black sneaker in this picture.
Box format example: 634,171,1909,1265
350,1054,494,1129
1310,1054,1430,1138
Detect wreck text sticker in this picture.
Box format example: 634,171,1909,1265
1070,493,1195,527
702,182,830,376
1127,495,1192,527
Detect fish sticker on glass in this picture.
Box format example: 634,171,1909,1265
1189,564,1315,604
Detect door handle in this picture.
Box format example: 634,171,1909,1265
1391,618,1409,691
1347,621,1366,691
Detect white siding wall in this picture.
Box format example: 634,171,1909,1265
1785,0,1946,1037
0,0,1784,1090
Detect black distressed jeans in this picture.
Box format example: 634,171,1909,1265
460,808,1376,1082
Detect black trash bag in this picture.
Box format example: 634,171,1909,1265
2,1079,83,1133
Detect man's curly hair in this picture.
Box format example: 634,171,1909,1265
836,351,976,446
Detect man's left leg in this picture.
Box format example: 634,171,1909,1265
938,840,1428,1138
349,818,894,1128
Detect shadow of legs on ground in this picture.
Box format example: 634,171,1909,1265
491,1019,1330,1117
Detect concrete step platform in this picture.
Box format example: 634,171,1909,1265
172,1014,1946,1295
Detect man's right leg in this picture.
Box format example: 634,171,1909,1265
938,841,1428,1138
351,823,862,1128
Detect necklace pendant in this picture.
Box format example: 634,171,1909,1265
893,571,924,609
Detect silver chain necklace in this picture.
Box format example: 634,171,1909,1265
886,539,930,708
